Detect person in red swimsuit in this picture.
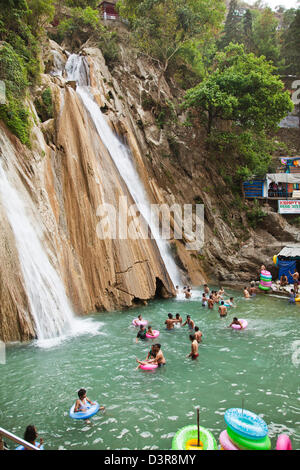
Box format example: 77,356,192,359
187,334,199,360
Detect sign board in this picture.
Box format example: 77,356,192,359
278,200,300,214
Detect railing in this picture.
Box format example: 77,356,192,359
0,427,40,450
268,191,293,198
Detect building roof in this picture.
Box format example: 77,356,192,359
278,245,300,259
98,0,117,6
267,173,300,184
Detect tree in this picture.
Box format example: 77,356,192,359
242,9,253,52
26,0,55,33
118,0,226,100
281,9,300,75
219,0,244,49
252,7,281,66
183,43,293,135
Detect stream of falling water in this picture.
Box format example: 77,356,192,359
0,160,97,347
65,54,181,288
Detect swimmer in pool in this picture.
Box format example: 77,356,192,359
243,287,250,299
175,313,183,325
228,317,244,329
182,315,195,330
218,301,227,317
208,295,214,310
187,334,199,360
135,344,157,369
249,282,257,296
74,388,104,423
133,314,145,326
136,324,147,343
165,313,180,330
204,284,210,295
185,288,192,299
202,293,208,307
146,325,154,336
136,344,166,368
194,326,203,343
225,297,236,307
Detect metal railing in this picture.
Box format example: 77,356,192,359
0,427,40,450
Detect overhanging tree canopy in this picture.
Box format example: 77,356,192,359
183,43,294,134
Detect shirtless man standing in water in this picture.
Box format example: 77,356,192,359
218,301,227,317
165,313,180,330
187,335,199,360
182,315,195,330
185,288,192,299
194,326,203,343
243,287,250,299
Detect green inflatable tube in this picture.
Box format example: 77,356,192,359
258,284,270,291
172,425,217,450
227,427,271,451
260,276,272,282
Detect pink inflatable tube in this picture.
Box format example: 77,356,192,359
231,319,248,330
132,319,148,326
219,430,239,450
276,434,292,450
140,363,158,371
260,281,272,287
261,270,271,277
146,330,160,339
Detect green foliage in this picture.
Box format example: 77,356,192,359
219,0,244,49
281,9,300,75
26,0,55,34
246,199,266,228
57,6,102,42
0,94,31,146
98,30,120,68
0,0,55,144
207,129,279,183
251,8,281,66
183,43,293,135
118,0,225,97
0,42,31,145
34,87,53,122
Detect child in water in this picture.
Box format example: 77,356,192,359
147,325,154,336
74,388,104,423
228,317,244,329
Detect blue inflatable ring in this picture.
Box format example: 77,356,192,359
69,402,101,420
219,301,230,307
16,444,44,450
224,408,268,440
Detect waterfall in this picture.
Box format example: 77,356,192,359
65,54,181,288
0,162,95,346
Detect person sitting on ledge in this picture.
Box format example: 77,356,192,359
280,275,289,287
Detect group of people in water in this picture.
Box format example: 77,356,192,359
135,284,246,368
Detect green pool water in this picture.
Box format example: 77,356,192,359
1,288,299,450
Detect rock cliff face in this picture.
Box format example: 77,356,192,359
0,33,299,342
0,39,181,342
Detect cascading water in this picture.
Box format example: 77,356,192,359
0,161,96,347
65,54,181,288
